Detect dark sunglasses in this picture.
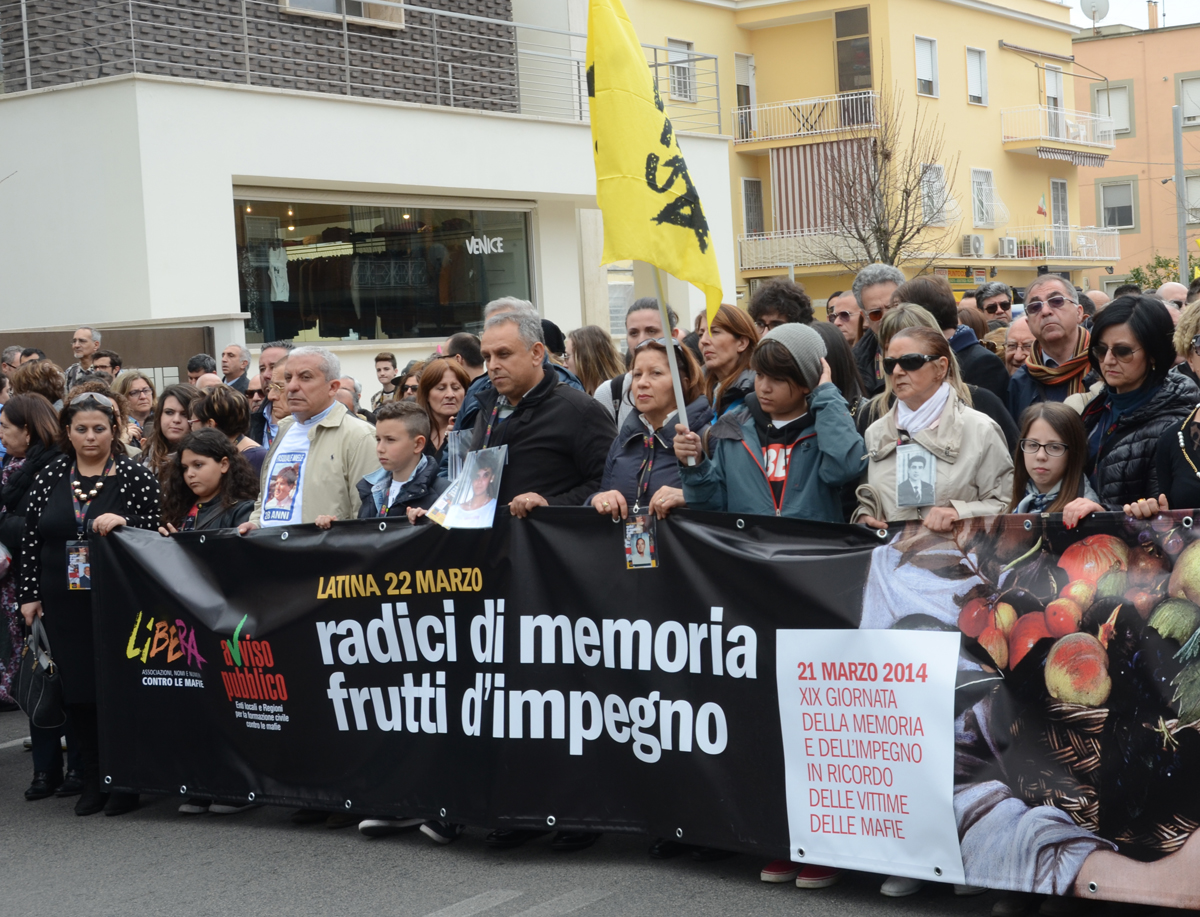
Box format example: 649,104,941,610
829,310,855,323
882,353,941,375
983,300,1012,315
1018,439,1068,457
247,389,265,398
1093,343,1141,362
402,384,420,394
866,307,887,323
1024,294,1075,316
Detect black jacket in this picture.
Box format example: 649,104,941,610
949,326,1010,404
356,456,449,518
595,397,713,507
249,405,267,445
1082,372,1200,510
469,367,616,506
0,443,62,562
192,499,255,531
853,329,884,397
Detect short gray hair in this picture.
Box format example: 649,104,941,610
974,281,1010,304
289,345,341,381
484,297,537,319
1024,274,1076,304
2,345,23,365
77,325,101,344
851,264,905,308
339,375,362,409
484,311,545,350
225,343,250,365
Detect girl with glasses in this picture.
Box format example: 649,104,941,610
113,372,156,447
1007,403,1102,524
1077,295,1195,510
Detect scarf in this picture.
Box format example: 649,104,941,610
895,383,952,436
1025,327,1091,395
1013,474,1100,514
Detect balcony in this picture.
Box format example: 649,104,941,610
1001,225,1120,262
1000,105,1114,167
738,228,862,271
0,0,721,132
733,91,877,148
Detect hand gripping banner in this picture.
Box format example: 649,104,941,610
93,509,1200,909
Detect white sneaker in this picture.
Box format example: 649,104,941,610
209,802,261,815
178,797,210,815
880,876,925,897
358,817,423,838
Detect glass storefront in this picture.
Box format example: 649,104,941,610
233,198,532,343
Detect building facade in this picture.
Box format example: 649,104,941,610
1072,21,1200,296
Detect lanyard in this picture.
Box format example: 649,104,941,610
181,503,201,531
484,399,505,446
632,433,657,513
70,458,114,537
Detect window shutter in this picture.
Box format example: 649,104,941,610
915,39,934,85
735,53,751,87
966,49,984,104
1182,78,1200,124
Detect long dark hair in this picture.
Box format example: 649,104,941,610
1007,402,1089,514
160,428,259,526
145,383,202,475
59,393,125,459
3,393,60,451
1089,294,1175,387
811,321,864,403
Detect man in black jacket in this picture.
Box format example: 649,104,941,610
851,264,906,396
471,311,615,519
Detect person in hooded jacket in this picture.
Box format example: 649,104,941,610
590,338,711,520
674,323,865,522
1077,295,1198,510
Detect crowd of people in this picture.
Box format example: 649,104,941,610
2,271,1200,906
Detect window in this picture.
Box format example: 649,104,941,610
1100,182,1134,228
1183,78,1200,125
921,164,948,225
835,8,871,93
742,179,764,235
285,0,402,26
966,48,987,105
735,53,756,140
915,37,937,97
667,39,696,102
1095,86,1130,133
1186,175,1200,224
232,197,532,342
971,168,1002,228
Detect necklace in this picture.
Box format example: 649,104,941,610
1177,405,1200,479
72,475,106,502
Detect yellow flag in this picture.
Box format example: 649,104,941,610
586,0,723,325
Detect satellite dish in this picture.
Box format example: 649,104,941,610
1080,0,1109,23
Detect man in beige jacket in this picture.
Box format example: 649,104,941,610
239,346,377,531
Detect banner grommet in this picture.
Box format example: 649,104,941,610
1023,520,1033,530
104,776,112,785
934,867,943,877
179,785,187,795
1088,883,1098,894
440,807,447,817
736,519,744,529
675,828,683,838
1184,516,1194,529
199,535,205,544
345,799,353,809
281,531,289,541
379,522,387,532
248,792,256,802
546,815,556,826
796,847,805,858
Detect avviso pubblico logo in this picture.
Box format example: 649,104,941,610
220,616,291,733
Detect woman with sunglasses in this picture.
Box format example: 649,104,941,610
1075,295,1197,511
591,338,711,521
854,327,1012,533
113,372,156,447
1007,403,1102,524
19,392,161,816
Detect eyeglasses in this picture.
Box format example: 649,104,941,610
754,319,788,332
188,418,204,428
983,300,1012,315
268,382,286,393
1167,299,1186,308
402,384,420,394
866,307,887,323
1024,294,1076,316
128,386,153,397
1093,343,1142,362
70,392,114,409
829,310,855,324
247,389,264,399
1005,341,1034,354
1019,439,1068,457
882,353,941,375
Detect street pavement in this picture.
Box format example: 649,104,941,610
0,710,1175,917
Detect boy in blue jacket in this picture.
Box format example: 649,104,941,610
674,323,866,522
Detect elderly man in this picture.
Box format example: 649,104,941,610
221,343,251,394
973,282,1013,330
2,345,23,377
251,340,294,448
64,326,102,391
194,372,222,390
1002,317,1035,375
1087,289,1111,311
594,298,680,427
827,290,864,348
239,346,377,532
1158,282,1190,310
1008,276,1095,420
850,264,906,396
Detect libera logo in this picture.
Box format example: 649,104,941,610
466,235,504,255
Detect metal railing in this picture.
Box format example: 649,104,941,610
1001,105,1115,149
732,90,877,143
0,0,721,132
1003,225,1120,261
737,227,861,270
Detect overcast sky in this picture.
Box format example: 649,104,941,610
1069,0,1200,29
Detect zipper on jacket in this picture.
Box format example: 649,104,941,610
739,431,814,516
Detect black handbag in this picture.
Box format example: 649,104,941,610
16,617,66,729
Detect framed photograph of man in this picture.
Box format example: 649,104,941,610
895,443,937,508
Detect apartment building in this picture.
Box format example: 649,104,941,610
626,0,1120,304
0,0,733,383
1072,20,1200,296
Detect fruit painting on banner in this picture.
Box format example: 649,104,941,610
860,512,1200,907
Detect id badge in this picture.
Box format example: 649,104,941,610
624,514,658,570
66,540,91,591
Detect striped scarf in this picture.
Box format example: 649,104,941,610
1025,327,1091,395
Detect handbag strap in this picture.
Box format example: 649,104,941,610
29,616,55,672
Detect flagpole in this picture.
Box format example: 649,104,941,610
652,266,695,466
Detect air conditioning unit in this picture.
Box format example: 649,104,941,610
961,234,985,258
997,237,1018,258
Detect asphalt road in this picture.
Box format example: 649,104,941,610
0,709,1177,917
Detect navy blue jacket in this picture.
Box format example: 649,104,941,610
356,456,449,519
948,325,1010,404
593,397,713,507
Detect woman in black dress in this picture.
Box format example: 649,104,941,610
19,392,160,816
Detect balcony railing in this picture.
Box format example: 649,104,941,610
733,90,877,144
0,0,721,132
1003,225,1120,261
1001,105,1115,149
738,228,861,270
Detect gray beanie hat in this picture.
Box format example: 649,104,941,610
761,323,826,390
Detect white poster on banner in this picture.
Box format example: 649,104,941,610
775,629,964,883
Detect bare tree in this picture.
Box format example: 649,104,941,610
804,86,962,273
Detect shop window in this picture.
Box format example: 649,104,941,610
233,199,531,342
915,37,937,98
835,8,871,93
966,48,987,106
668,39,696,103
1100,182,1134,229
